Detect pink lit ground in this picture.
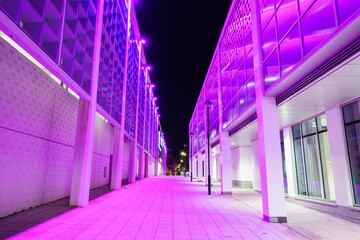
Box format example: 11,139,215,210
7,177,360,240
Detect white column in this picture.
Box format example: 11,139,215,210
144,152,149,178
111,128,123,189
69,0,104,207
128,140,137,183
256,97,287,223
251,0,286,222
251,139,261,192
197,152,202,181
220,131,232,194
138,148,144,179
326,106,353,207
70,100,95,206
212,153,217,180
283,127,297,197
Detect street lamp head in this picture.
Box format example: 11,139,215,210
141,39,146,44
204,100,212,108
189,132,194,137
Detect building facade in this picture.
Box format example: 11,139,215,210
0,0,166,218
189,0,360,222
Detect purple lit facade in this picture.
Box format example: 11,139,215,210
0,0,166,217
190,0,360,222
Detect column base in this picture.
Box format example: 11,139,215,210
263,215,287,223
222,191,232,195
198,179,203,182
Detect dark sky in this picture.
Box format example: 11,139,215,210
134,1,232,156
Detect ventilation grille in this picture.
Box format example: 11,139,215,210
276,38,360,105
229,113,257,136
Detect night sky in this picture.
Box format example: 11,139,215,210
134,1,232,156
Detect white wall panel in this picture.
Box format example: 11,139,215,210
231,147,252,182
0,37,114,217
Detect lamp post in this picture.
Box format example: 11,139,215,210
204,100,212,195
189,132,194,182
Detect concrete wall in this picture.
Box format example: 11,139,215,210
231,147,253,187
0,37,113,218
251,139,261,192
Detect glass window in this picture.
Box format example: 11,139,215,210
318,131,336,200
279,24,302,77
262,16,277,60
301,118,316,136
303,135,322,198
301,0,336,56
293,128,307,195
292,115,335,200
343,101,360,205
293,124,302,139
237,63,246,90
280,131,288,193
316,114,327,131
276,0,299,41
298,0,315,15
264,48,280,90
343,101,360,124
260,0,275,31
245,50,254,80
336,0,360,25
238,87,247,114
246,77,256,105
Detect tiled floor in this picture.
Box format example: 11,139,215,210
3,177,360,240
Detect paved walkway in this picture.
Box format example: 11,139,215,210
4,177,360,240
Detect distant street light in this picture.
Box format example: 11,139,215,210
204,100,212,195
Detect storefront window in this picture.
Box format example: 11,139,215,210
292,114,335,200
343,101,360,205
280,131,288,193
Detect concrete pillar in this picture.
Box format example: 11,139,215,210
251,139,261,192
138,148,144,179
283,127,297,197
144,152,149,178
70,100,96,206
191,156,197,179
220,131,232,194
256,97,287,223
326,106,353,207
197,152,202,181
69,0,103,207
212,153,217,180
251,0,286,222
128,141,137,183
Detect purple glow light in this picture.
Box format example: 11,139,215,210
141,39,146,44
